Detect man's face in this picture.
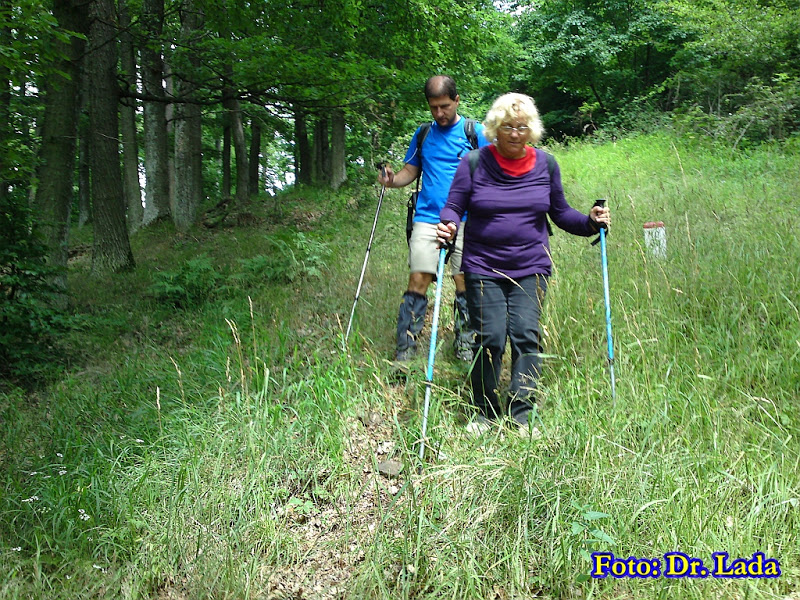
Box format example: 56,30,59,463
427,94,460,127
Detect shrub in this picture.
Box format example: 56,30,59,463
148,255,225,308
0,195,72,384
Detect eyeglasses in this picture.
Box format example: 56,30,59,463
498,125,530,133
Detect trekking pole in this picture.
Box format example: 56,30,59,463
418,244,448,462
344,164,386,345
593,199,616,403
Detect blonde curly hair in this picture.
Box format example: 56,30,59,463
483,93,544,146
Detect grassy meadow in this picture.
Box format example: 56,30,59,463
1,133,799,599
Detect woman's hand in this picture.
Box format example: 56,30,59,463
437,221,457,247
590,205,611,230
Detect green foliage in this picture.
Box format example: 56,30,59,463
233,232,330,283
0,195,71,383
2,136,800,598
661,0,800,143
513,0,684,136
149,233,330,308
148,255,225,308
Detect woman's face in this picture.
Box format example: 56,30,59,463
494,118,531,159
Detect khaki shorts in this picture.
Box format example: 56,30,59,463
408,221,465,276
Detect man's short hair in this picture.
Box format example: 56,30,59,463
424,75,458,101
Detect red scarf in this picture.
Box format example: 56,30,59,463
489,145,536,176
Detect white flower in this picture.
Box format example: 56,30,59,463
56,453,63,458
12,547,21,552
22,496,39,503
59,470,67,476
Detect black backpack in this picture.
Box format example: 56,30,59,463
465,147,556,236
406,118,480,244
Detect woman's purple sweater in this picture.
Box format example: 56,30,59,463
440,146,598,278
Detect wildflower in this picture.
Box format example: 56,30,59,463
56,453,63,458
12,547,21,552
59,470,67,476
22,496,39,503
78,509,90,521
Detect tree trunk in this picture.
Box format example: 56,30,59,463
172,0,203,232
164,61,176,212
78,61,92,227
141,0,170,224
119,0,142,233
0,1,11,204
294,105,311,185
32,0,89,299
222,121,231,198
330,109,347,190
88,0,135,273
312,113,329,185
248,118,261,195
222,85,248,203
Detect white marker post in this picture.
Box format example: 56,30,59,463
643,221,667,259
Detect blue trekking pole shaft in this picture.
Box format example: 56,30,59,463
344,166,386,344
418,246,447,462
594,199,616,402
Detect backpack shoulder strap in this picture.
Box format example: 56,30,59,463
467,148,480,176
415,122,433,188
464,118,479,149
544,151,555,179
416,122,433,163
542,150,556,236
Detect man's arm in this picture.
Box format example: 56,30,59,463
377,162,420,188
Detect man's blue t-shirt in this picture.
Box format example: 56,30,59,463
404,116,490,224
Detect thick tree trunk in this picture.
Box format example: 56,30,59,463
141,0,170,224
222,121,231,198
119,0,142,233
32,0,89,298
77,62,92,227
312,113,329,185
222,86,249,203
172,0,203,232
330,109,347,190
248,119,261,195
164,61,176,212
88,0,135,273
294,105,311,185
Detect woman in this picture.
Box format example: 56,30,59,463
437,92,610,433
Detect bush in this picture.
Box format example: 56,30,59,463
148,255,226,308
0,195,72,384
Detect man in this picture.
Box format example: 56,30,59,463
378,75,490,362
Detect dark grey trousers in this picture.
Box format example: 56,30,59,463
465,273,548,420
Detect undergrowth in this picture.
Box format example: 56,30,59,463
1,135,798,599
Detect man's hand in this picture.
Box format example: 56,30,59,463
377,163,394,187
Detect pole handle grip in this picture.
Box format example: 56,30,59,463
592,198,608,232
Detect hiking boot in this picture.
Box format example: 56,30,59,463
453,292,475,362
511,410,541,439
466,415,493,436
454,337,474,362
396,291,427,362
395,347,416,362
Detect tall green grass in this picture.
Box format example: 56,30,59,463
1,134,798,599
